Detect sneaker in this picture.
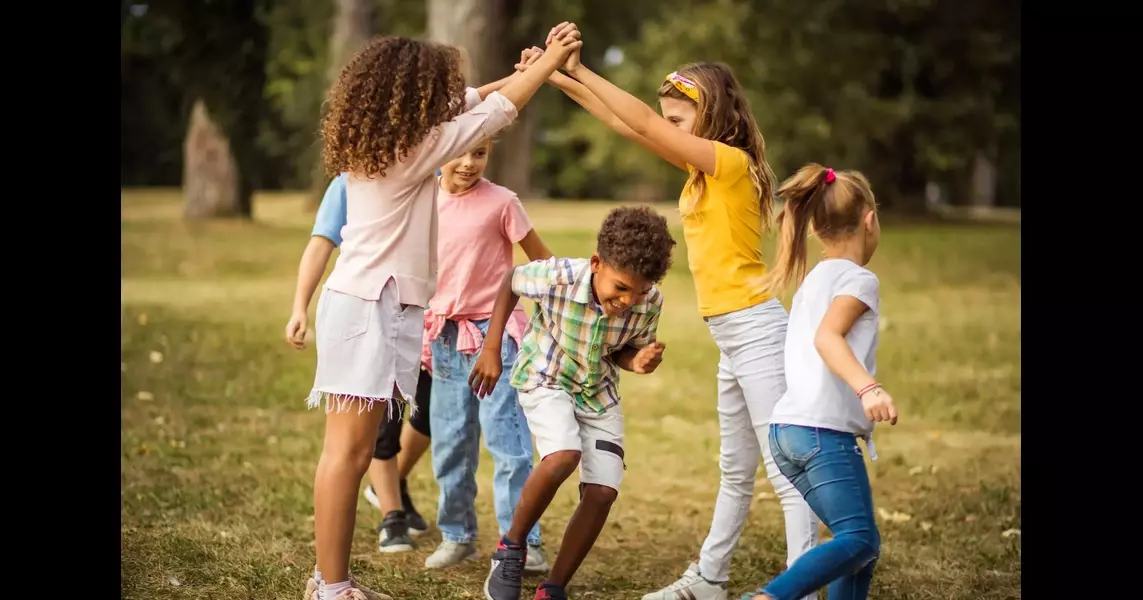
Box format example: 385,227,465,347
302,578,393,600
344,579,393,600
533,583,568,600
400,479,429,535
641,563,728,600
425,540,479,569
484,538,528,600
524,544,550,574
737,592,766,600
364,483,428,536
377,510,415,553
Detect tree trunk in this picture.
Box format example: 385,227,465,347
307,0,374,211
183,99,246,219
428,0,533,197
971,150,997,208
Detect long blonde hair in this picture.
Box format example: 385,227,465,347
761,163,877,297
659,62,776,232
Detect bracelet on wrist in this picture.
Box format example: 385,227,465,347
857,382,882,398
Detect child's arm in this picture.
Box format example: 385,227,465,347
512,45,686,172
566,61,716,176
286,176,346,349
517,230,553,261
814,274,898,424
501,190,554,261
287,237,336,348
408,23,581,179
469,258,560,397
549,71,687,172
611,300,665,374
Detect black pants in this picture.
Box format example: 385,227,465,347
373,369,432,460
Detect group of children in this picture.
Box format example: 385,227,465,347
285,19,898,600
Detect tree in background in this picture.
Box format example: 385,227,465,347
304,0,374,210
129,0,270,219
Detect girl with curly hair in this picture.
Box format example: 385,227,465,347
303,26,582,600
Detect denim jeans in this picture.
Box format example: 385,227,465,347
429,319,542,546
761,424,880,600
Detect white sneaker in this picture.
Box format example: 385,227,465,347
641,563,728,600
424,540,478,569
524,544,550,574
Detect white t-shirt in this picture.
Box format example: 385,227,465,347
771,258,881,438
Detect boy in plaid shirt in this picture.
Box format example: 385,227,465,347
468,206,677,600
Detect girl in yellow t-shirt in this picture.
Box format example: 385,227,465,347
526,34,821,600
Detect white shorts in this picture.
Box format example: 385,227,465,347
517,386,626,491
307,279,424,414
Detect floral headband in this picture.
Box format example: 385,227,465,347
665,71,700,101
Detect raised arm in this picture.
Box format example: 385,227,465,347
407,23,582,179
565,60,717,175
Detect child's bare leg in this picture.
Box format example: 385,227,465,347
367,458,402,513
506,450,581,544
314,396,390,583
396,424,431,479
546,483,617,586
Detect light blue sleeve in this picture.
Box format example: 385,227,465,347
312,174,348,247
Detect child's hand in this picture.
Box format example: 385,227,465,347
563,42,582,73
468,349,504,399
285,311,308,349
861,387,899,425
515,46,543,72
544,21,582,60
631,342,665,374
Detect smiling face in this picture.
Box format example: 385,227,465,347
589,254,654,317
440,139,492,192
659,96,698,134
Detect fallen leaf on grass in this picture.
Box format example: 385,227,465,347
920,521,933,532
877,507,913,523
1001,528,1020,538
908,466,924,476
137,391,154,401
166,577,180,587
149,351,164,364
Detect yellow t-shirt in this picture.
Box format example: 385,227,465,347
680,141,771,317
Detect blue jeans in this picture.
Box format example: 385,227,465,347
429,319,542,546
761,425,880,600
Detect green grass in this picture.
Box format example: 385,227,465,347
121,189,1021,599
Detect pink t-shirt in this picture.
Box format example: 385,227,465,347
423,178,533,359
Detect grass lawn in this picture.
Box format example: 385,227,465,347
121,189,1021,599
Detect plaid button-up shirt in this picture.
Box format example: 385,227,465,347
509,257,664,413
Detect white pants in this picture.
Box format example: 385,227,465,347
698,299,820,594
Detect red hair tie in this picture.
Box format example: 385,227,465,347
824,168,836,184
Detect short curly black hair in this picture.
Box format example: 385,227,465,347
596,205,677,283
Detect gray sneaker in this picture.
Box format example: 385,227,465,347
425,540,478,569
483,539,527,600
524,544,550,574
377,510,415,553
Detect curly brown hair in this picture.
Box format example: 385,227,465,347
321,36,468,179
596,206,677,283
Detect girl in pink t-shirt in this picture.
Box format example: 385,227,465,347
420,137,555,573
305,28,581,600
